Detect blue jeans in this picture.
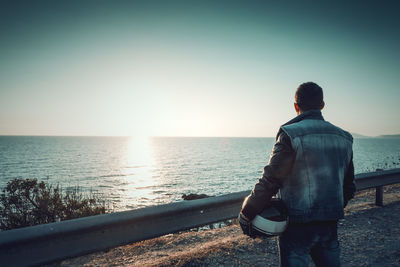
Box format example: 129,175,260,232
278,221,340,267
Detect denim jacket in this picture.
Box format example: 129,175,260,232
242,110,356,223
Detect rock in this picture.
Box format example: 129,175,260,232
182,193,211,200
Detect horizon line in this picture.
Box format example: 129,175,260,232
0,134,276,138
0,133,399,138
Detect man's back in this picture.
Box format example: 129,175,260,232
280,110,353,222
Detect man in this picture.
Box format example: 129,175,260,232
239,82,356,266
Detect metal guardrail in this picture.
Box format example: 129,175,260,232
353,168,400,206
0,168,399,266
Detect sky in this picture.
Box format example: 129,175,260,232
1,0,399,137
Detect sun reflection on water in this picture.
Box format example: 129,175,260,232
118,136,156,210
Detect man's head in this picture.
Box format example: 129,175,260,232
294,82,324,115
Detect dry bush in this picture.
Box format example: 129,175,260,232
0,178,106,231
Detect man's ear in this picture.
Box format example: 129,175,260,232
294,103,300,114
320,101,325,110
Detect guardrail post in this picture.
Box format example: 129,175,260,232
375,186,383,206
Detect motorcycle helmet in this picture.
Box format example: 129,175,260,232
242,196,289,236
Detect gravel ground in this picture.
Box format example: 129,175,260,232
49,185,400,267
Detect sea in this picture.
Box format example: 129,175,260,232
1,136,400,211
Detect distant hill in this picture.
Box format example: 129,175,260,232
351,133,371,138
377,134,400,139
351,133,400,139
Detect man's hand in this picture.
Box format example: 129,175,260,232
238,212,256,238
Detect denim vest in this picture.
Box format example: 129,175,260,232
280,111,353,223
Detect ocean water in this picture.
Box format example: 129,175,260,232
0,136,399,211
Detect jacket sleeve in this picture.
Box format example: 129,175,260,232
343,154,356,207
241,131,295,220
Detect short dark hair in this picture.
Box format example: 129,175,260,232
295,82,324,111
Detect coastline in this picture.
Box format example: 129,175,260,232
49,184,400,266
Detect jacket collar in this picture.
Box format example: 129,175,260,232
282,109,324,127
276,110,324,140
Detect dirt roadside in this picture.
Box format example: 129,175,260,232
50,185,400,267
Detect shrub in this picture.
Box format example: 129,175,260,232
0,178,106,231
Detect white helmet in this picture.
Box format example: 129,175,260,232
243,196,289,237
